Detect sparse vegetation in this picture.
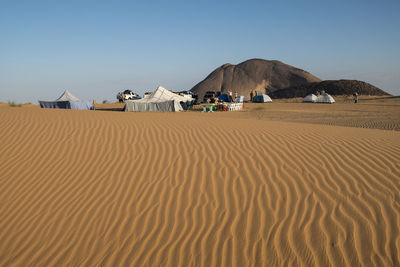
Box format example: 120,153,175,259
8,101,22,107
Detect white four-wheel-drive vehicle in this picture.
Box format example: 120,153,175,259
117,90,141,102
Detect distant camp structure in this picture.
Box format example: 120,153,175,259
39,90,95,110
316,93,335,103
253,94,273,103
302,93,335,103
124,86,194,112
302,94,317,103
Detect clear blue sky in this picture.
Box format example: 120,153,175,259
1,0,399,103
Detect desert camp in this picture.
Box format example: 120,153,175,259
2,0,400,265
2,3,400,262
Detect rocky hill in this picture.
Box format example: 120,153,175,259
190,59,321,100
269,80,390,98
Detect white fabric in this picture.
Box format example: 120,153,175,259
316,93,335,103
126,86,192,112
125,100,176,112
257,94,272,102
303,94,317,102
56,90,80,101
227,103,243,111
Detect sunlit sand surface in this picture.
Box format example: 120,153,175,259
1,99,399,266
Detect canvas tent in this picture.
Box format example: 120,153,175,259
56,90,80,101
316,93,335,103
39,90,95,110
303,94,317,103
125,86,193,112
253,94,272,103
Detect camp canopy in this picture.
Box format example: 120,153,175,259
252,94,272,103
39,90,95,110
125,86,193,112
56,90,80,101
303,94,317,103
316,93,335,103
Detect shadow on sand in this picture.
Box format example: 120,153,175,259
95,107,125,112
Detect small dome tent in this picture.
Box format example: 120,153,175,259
253,94,272,103
316,93,335,103
303,94,317,103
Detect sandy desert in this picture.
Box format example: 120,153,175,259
0,99,399,266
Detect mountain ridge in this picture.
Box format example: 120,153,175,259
190,58,321,100
190,59,390,100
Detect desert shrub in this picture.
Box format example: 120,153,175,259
8,101,22,107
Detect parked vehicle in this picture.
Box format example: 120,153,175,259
117,90,141,102
176,90,198,104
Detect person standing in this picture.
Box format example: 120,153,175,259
214,96,220,105
250,90,253,102
228,90,233,102
353,92,358,103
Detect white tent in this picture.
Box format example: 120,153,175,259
39,90,95,110
56,90,80,101
316,93,335,103
125,86,193,112
303,94,317,103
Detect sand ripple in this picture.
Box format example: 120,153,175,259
0,107,399,266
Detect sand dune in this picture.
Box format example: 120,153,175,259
0,105,399,266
